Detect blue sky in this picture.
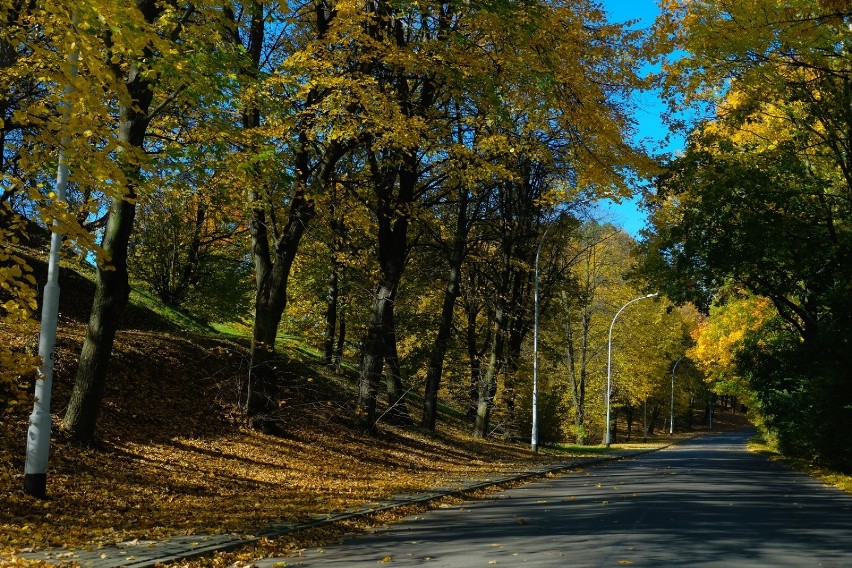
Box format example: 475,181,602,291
594,0,684,237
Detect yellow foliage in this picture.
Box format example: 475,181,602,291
689,294,775,376
0,206,40,412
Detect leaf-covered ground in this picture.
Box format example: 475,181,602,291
0,253,770,566
1,319,590,565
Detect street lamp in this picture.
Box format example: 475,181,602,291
670,356,685,435
531,221,557,455
605,293,658,447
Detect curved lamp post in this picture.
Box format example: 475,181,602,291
605,293,658,447
531,222,557,454
670,356,685,435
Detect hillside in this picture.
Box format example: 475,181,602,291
1,255,578,563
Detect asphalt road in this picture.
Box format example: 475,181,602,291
256,430,852,567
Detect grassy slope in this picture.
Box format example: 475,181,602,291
1,256,611,562
9,253,823,566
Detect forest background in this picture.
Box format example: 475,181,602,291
2,0,852,557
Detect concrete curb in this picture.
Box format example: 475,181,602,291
17,444,675,567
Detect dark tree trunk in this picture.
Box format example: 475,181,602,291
383,316,413,426
474,305,505,438
355,144,415,429
422,197,468,431
62,1,160,443
323,263,339,365
334,306,345,371
324,201,345,366
502,324,524,440
566,305,592,445
63,195,138,442
355,209,408,429
245,182,318,421
240,1,340,426
357,281,395,430
463,284,490,421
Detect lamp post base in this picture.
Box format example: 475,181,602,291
24,473,47,499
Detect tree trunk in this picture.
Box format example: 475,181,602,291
421,206,467,430
502,324,524,441
463,289,489,421
324,201,345,365
63,196,137,442
383,318,413,426
355,148,412,429
356,281,394,430
244,257,287,422
323,262,339,365
240,1,340,426
62,7,159,442
474,306,505,438
334,306,345,371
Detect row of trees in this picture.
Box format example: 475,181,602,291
2,0,713,455
643,0,852,469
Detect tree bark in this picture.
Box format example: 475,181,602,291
474,303,505,438
324,205,344,366
383,316,413,426
63,194,138,442
62,1,159,443
334,306,345,371
355,179,409,428
323,263,339,366
422,196,469,431
463,280,490,420
357,281,395,430
239,1,341,426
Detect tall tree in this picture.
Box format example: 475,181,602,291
352,0,456,429
231,0,349,426
63,0,213,442
647,0,852,466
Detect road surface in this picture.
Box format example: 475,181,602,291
256,430,852,567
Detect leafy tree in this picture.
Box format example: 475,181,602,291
558,223,624,444
645,0,852,466
62,0,237,443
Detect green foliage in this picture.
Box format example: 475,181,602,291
738,324,852,470
183,254,254,324
645,0,852,467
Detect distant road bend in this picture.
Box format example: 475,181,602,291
256,430,852,567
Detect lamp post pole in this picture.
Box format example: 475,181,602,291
605,293,657,447
531,222,556,454
670,356,684,435
23,43,78,498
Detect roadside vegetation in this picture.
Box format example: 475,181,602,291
3,0,852,564
1,251,677,561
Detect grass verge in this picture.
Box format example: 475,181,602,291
748,437,852,495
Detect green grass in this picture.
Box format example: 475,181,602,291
210,320,253,339
550,443,612,455
127,285,212,333
749,435,852,495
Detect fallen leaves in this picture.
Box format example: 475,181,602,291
1,326,567,563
